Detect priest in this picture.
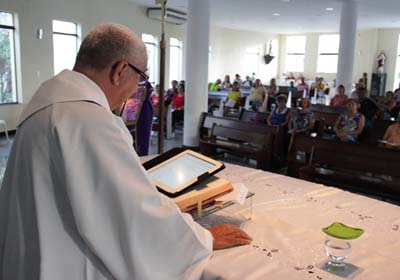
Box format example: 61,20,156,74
0,23,251,280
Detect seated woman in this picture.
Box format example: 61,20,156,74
316,77,326,94
242,76,253,87
296,73,303,82
267,94,291,127
289,98,315,134
268,78,277,98
249,79,267,111
224,81,242,112
382,113,400,148
334,99,365,143
150,84,160,106
221,75,232,89
330,85,348,107
286,72,295,80
172,84,185,129
376,91,397,120
297,77,309,93
267,78,278,111
210,79,222,91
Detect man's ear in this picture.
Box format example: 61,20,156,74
110,61,128,86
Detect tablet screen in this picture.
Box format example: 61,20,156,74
148,153,215,190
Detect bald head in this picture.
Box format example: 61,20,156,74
73,24,148,110
74,23,147,72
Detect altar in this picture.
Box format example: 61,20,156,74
199,164,400,279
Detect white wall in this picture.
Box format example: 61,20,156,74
1,0,280,130
0,0,186,130
209,26,279,84
278,29,400,92
353,29,379,86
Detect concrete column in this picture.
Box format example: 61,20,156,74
336,0,358,95
183,0,210,147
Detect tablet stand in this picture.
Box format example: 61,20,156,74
192,192,254,220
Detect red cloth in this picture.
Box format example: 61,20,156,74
330,94,348,107
172,94,184,109
151,92,159,106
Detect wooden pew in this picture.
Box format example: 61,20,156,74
310,104,346,114
288,133,400,201
310,104,345,132
200,124,273,170
360,119,394,145
239,109,269,124
200,113,278,139
278,90,304,107
290,91,304,107
289,133,351,177
199,113,279,170
238,109,286,162
278,86,289,94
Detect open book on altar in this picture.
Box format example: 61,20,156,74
142,148,234,213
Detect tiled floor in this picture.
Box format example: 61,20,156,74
149,128,184,155
0,136,13,183
0,137,13,164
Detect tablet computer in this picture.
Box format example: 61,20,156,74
147,150,224,196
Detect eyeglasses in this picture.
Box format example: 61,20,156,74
112,60,148,81
127,62,149,81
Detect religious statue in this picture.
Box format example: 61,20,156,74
377,51,386,73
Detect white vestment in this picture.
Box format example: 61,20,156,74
0,70,212,280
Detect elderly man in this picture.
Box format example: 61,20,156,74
0,24,251,280
356,87,378,120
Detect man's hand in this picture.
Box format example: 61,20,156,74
209,224,252,250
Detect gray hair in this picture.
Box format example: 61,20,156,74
74,23,147,70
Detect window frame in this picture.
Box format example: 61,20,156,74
317,34,340,74
0,11,19,105
245,47,260,78
52,20,80,75
142,33,159,85
169,37,183,82
285,35,306,73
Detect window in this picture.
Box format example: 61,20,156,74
394,34,400,90
285,36,306,73
317,34,340,73
169,37,183,82
52,20,80,75
142,34,159,85
0,11,18,104
244,48,260,78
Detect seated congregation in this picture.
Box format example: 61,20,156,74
199,71,400,202
122,69,400,201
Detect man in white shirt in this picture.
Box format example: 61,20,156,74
0,23,251,280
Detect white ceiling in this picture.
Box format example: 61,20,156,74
129,0,400,34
